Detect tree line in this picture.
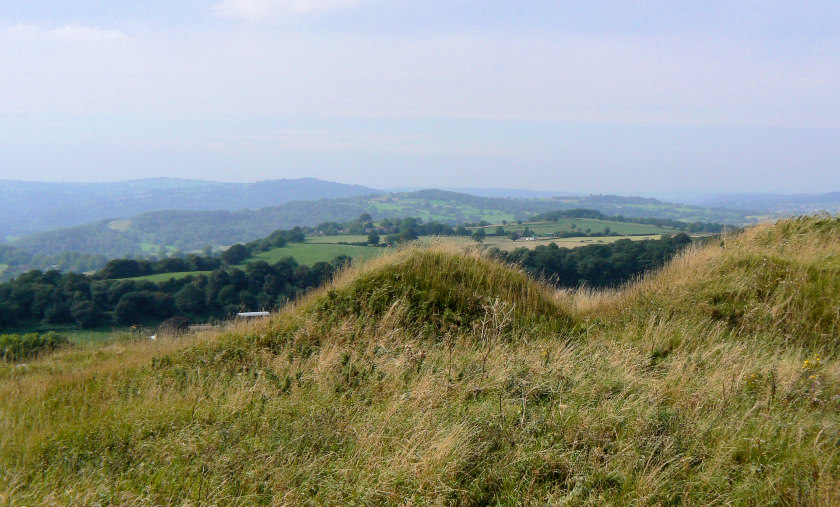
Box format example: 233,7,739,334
489,234,693,288
0,254,347,330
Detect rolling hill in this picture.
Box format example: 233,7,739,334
10,189,749,258
0,177,379,240
2,216,840,503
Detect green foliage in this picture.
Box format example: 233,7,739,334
0,332,68,362
532,208,726,233
9,190,749,260
491,233,692,288
220,244,249,265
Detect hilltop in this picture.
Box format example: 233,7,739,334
2,216,840,503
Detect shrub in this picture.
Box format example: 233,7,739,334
0,332,69,362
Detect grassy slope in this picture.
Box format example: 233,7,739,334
3,217,840,504
243,240,384,266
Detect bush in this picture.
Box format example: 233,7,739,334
0,332,69,362
71,301,104,329
160,316,191,335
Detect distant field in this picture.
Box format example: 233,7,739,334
244,239,385,266
483,234,664,250
125,271,212,282
117,228,680,283
108,219,132,232
416,234,668,251
370,199,519,224
312,235,369,244
472,218,677,236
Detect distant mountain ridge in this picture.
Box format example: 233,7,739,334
0,177,379,240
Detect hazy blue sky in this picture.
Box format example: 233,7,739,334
1,1,838,195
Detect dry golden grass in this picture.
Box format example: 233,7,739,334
2,216,840,504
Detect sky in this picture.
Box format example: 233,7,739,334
0,1,838,196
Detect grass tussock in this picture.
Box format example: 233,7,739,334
587,215,840,349
3,217,840,504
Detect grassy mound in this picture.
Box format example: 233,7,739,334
609,214,840,349
306,244,572,336
3,218,840,504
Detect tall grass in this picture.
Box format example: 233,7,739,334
2,217,840,504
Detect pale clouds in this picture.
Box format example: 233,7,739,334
0,2,838,192
4,23,129,43
211,0,360,21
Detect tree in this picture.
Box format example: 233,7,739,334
44,302,73,324
175,284,205,315
286,226,306,243
0,301,19,327
471,229,486,242
367,233,380,246
113,296,141,325
160,315,191,334
98,259,143,279
495,226,505,236
71,301,103,328
221,244,249,265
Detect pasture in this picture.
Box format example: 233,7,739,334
471,218,677,236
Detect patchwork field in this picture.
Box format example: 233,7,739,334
243,239,385,266
124,270,213,282
483,234,664,250
471,218,677,236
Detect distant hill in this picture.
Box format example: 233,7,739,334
390,187,573,198
0,177,379,240
10,189,753,258
692,191,840,214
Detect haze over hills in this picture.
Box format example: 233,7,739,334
0,178,379,240
8,189,748,259
689,192,840,214
5,174,839,250
390,187,575,199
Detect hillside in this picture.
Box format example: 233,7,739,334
695,191,840,215
4,217,839,503
0,177,378,240
11,189,748,258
